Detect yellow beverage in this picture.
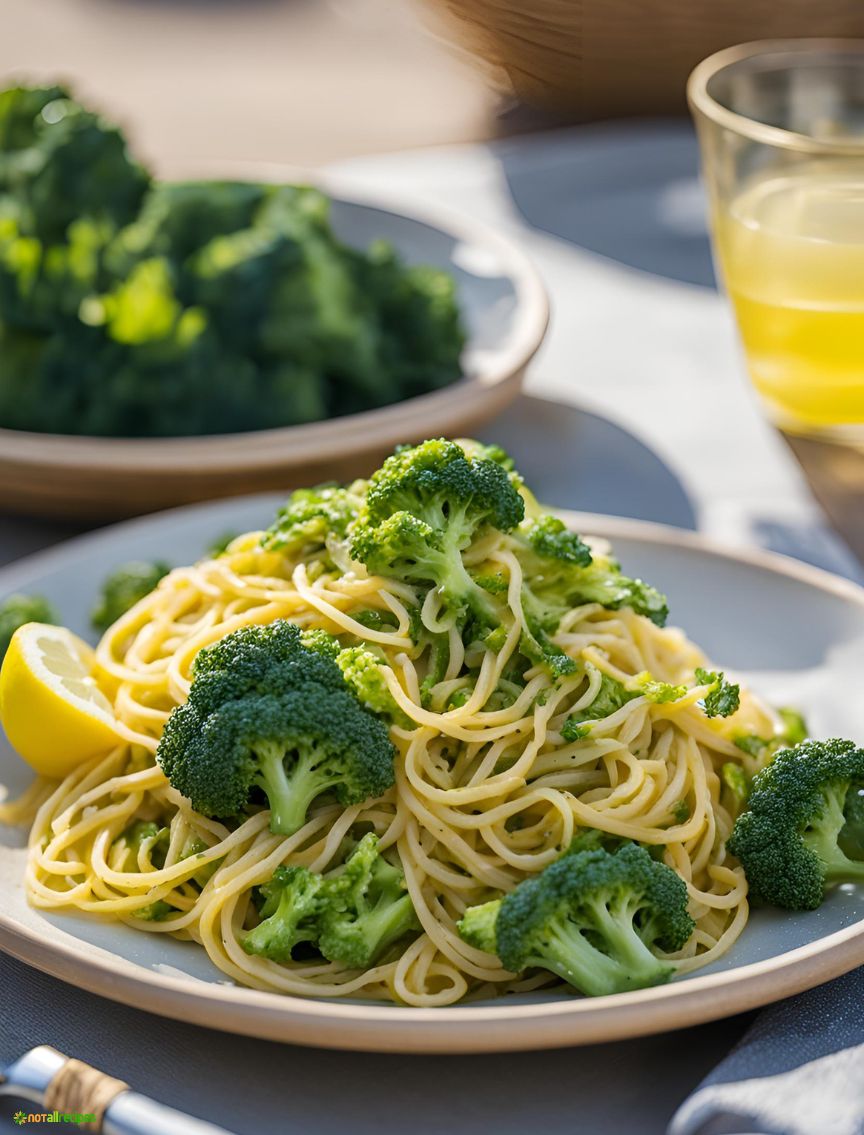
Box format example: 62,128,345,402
715,163,864,433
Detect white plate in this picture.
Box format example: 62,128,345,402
2,496,864,1052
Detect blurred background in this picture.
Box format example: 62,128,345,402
6,0,864,169
0,0,499,168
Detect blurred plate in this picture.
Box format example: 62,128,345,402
0,180,548,520
2,496,864,1052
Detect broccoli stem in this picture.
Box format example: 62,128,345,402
253,741,340,836
356,892,417,960
805,786,864,885
242,890,298,960
539,902,674,997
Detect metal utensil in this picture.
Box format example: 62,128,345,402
1,1046,235,1134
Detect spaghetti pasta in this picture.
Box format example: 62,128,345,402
2,443,783,1006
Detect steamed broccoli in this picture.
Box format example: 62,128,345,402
0,85,69,164
156,621,396,835
778,707,808,746
0,592,57,658
242,865,326,962
112,820,175,921
349,241,465,400
721,762,750,807
0,86,465,439
510,514,667,677
561,671,639,740
515,515,668,631
523,515,593,567
728,739,864,910
349,439,524,627
635,673,687,704
335,646,413,728
263,483,364,555
0,88,149,242
91,560,171,632
206,531,239,558
241,835,418,966
318,833,419,966
695,668,740,718
457,898,500,953
458,844,694,996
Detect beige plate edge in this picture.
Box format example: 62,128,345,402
2,512,864,1052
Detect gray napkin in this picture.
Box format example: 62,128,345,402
670,968,864,1135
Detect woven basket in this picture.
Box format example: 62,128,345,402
433,1,864,117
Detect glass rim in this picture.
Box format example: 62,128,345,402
687,38,864,155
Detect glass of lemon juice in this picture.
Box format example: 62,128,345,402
689,42,864,442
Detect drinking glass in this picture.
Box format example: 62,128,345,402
688,41,864,444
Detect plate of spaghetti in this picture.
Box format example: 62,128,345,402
2,437,864,1053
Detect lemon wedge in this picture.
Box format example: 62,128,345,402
0,623,121,776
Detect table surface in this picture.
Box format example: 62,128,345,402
2,121,861,1135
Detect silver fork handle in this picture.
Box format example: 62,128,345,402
7,1047,235,1135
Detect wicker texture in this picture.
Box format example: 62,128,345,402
436,1,864,116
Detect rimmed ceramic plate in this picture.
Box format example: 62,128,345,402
0,180,548,521
2,496,864,1053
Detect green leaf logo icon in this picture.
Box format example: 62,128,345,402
13,1111,26,1126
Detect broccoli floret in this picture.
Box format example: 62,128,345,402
0,92,150,242
727,739,864,911
112,821,175,920
734,735,766,758
107,179,269,272
458,844,693,996
242,865,326,962
695,668,740,718
91,560,171,632
0,90,465,440
562,671,639,740
457,898,500,953
524,515,592,567
0,592,56,658
778,707,808,746
634,673,687,704
349,240,464,401
0,85,70,164
263,483,364,555
115,819,168,868
318,833,419,966
512,515,668,678
417,626,452,706
336,646,413,728
157,621,396,835
670,800,690,824
192,620,340,683
514,516,668,631
468,442,517,472
566,829,632,856
353,609,398,632
721,762,750,807
206,531,239,558
349,439,524,626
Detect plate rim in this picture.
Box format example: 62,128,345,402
0,185,549,473
2,501,864,1052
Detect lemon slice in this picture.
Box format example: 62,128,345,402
0,623,121,776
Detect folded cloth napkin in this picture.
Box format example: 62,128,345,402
670,968,864,1135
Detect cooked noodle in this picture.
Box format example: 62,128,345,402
1,515,778,1006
